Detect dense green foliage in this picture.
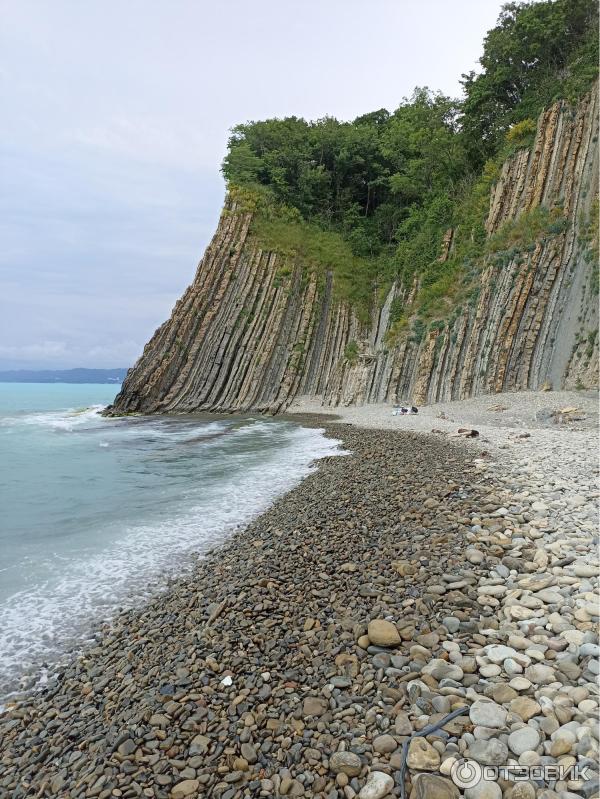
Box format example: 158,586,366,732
462,0,599,163
224,90,465,265
222,0,598,325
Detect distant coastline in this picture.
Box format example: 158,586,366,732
0,368,129,384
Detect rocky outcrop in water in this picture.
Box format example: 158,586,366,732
110,88,598,415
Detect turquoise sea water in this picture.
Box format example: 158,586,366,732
0,384,341,696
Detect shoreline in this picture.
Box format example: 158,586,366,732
0,412,342,702
1,394,598,799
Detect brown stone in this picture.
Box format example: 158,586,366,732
367,619,401,647
406,738,441,771
510,696,541,722
302,696,328,717
410,773,459,799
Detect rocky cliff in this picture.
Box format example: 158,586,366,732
110,88,598,415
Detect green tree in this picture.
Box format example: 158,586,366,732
461,0,599,163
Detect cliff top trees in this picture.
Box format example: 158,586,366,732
222,89,463,258
461,0,599,163
222,0,598,315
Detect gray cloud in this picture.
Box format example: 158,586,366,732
0,0,505,369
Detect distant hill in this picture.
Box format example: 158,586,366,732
0,368,129,384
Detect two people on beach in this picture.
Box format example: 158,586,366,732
392,406,418,416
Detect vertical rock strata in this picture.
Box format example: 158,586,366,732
111,89,598,415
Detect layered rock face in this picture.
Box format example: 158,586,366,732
110,89,598,415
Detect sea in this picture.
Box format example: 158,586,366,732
0,383,342,698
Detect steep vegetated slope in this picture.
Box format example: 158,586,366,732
110,0,599,414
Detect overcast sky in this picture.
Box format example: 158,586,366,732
0,0,506,370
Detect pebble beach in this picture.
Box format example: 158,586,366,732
1,390,598,799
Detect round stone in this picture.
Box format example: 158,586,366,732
509,697,541,722
406,737,441,771
573,563,598,577
302,696,328,717
411,773,459,799
508,727,541,756
189,734,210,755
443,617,460,633
469,700,507,729
524,664,556,684
490,684,517,703
367,619,401,647
422,658,464,681
466,548,484,564
483,644,518,664
372,734,397,754
465,780,502,799
518,751,541,766
509,676,531,691
549,731,575,756
504,658,523,675
240,742,257,763
467,739,508,766
329,751,362,777
171,780,200,799
358,770,394,799
479,664,501,678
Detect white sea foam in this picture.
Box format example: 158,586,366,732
0,418,346,697
17,404,106,431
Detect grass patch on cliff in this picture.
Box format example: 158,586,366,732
252,215,375,316
344,340,359,363
388,184,570,342
487,205,569,253
230,185,378,320
579,195,599,294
